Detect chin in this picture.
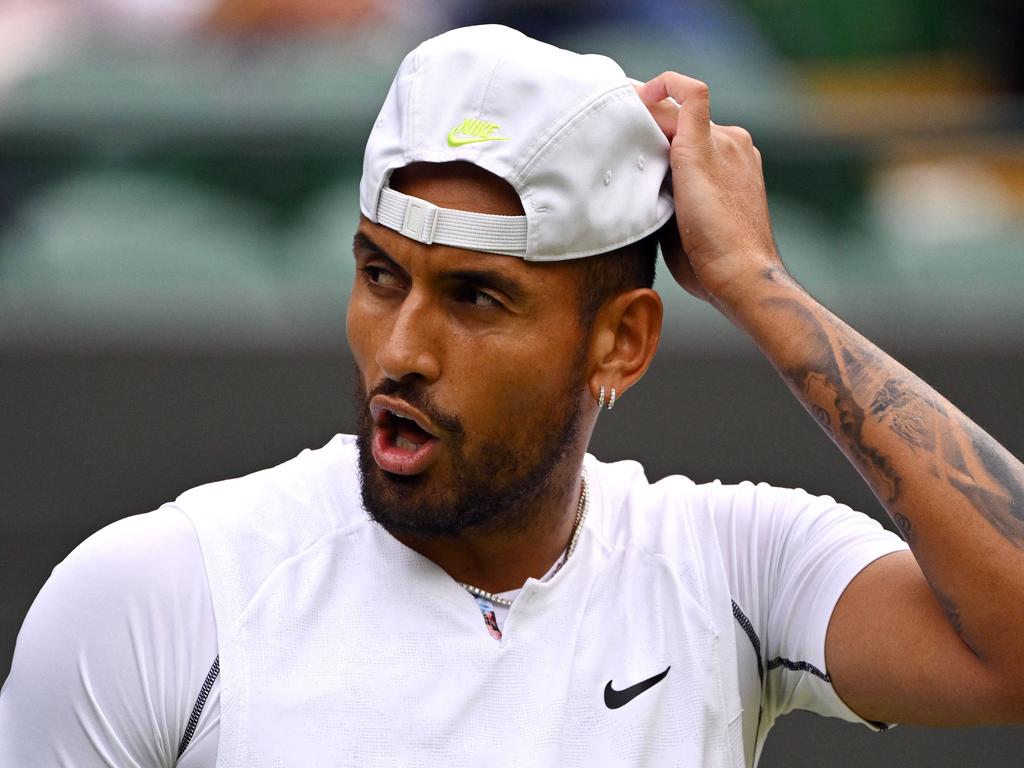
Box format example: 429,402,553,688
350,361,588,539
355,434,465,536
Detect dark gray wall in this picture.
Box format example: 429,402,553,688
3,343,1023,764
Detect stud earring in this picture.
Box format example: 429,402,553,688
608,387,617,411
598,385,606,409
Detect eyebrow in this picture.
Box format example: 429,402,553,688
353,231,389,262
353,230,527,300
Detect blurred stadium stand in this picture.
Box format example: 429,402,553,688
1,2,1022,764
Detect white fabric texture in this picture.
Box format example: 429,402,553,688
360,25,675,261
376,187,529,257
0,436,908,767
0,508,219,767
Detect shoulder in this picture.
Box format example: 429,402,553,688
584,455,763,559
176,434,365,558
0,507,216,765
177,434,360,521
584,454,697,543
585,456,904,595
46,504,211,622
588,455,895,551
173,435,372,633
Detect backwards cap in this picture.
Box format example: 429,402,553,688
359,25,673,262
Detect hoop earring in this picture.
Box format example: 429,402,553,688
598,385,606,409
608,387,617,411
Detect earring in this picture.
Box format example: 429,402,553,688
608,387,617,411
598,385,606,409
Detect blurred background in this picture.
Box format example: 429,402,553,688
1,0,1022,764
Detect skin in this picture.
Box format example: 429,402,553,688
348,76,1024,727
636,73,1024,725
346,161,661,592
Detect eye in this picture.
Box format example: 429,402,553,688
361,265,402,289
459,287,502,309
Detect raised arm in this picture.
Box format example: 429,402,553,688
638,72,1024,725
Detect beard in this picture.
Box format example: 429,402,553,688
354,363,586,539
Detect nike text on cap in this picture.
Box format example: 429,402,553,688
359,24,674,262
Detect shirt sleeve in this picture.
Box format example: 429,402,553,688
0,507,219,767
705,481,909,737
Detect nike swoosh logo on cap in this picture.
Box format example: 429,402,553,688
447,131,508,147
446,117,509,148
603,666,671,709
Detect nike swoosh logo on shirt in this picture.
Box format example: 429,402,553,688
603,666,671,709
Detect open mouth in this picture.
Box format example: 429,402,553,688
369,398,442,476
380,408,434,449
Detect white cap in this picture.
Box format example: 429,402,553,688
359,25,674,262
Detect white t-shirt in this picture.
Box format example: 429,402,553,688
0,435,907,766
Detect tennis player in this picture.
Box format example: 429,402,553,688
2,25,1022,767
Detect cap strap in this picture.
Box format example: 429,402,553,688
377,187,528,258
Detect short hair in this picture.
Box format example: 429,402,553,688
575,230,659,327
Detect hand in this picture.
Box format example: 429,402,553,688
636,72,784,307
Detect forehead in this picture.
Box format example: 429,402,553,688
360,162,583,291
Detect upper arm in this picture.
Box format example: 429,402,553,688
0,507,217,767
826,549,1019,726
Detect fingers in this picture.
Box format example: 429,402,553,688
638,72,711,149
636,74,760,162
631,79,678,140
644,95,680,141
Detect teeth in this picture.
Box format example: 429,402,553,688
395,435,418,451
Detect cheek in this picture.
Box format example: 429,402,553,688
345,294,379,376
455,334,582,437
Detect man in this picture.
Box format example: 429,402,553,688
2,24,1023,767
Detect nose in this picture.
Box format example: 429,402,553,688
375,291,442,384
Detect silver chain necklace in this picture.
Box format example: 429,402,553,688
460,470,589,608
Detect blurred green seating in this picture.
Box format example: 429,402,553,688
560,23,808,130
652,194,1024,351
0,31,1019,350
275,178,362,335
0,40,405,156
0,171,283,342
878,229,1024,305
737,0,972,60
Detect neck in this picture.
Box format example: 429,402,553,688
390,459,587,594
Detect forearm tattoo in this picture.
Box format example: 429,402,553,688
762,295,1024,636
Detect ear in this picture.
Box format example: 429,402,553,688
587,288,663,407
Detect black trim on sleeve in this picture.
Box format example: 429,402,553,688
731,599,833,685
731,599,764,684
732,598,841,749
766,656,831,683
177,656,220,759
732,599,768,746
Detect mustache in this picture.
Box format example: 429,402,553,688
362,378,465,440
